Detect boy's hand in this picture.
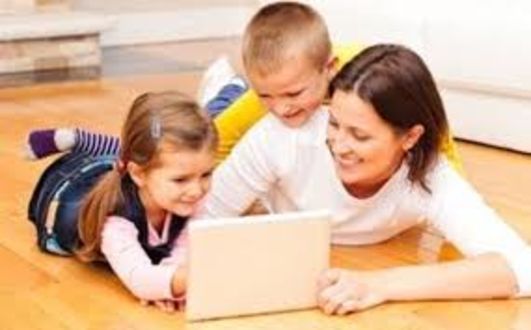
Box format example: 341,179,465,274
317,268,387,315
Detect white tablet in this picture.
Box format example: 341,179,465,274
186,210,331,321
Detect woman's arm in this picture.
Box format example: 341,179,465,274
318,160,531,315
426,161,531,297
318,253,516,315
371,253,516,300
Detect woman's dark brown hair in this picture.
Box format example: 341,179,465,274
330,44,449,191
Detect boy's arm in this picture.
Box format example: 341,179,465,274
197,117,279,218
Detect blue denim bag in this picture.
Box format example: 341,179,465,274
27,152,115,255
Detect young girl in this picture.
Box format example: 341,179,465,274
316,44,531,314
27,91,217,312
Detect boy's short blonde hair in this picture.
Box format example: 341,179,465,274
242,1,331,76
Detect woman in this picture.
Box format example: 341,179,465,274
316,44,531,315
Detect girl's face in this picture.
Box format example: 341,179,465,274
327,90,423,198
132,147,215,218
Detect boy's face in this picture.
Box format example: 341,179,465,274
248,56,335,128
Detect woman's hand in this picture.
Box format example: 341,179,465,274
316,268,388,315
317,254,519,316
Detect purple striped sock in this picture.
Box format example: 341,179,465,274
28,129,60,159
73,129,121,157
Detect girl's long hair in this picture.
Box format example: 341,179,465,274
76,91,217,262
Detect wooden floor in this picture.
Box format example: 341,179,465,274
1,72,531,329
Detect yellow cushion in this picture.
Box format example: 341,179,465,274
333,43,365,69
213,43,464,174
213,90,266,164
442,131,464,175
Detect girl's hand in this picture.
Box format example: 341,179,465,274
140,299,184,313
316,268,388,315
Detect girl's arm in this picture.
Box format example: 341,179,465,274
171,267,187,298
100,216,185,301
159,227,189,298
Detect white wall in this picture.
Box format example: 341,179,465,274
286,0,531,91
258,0,531,152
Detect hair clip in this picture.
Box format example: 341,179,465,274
151,114,162,140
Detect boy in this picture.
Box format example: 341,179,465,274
198,1,341,217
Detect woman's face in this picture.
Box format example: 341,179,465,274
327,90,422,198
